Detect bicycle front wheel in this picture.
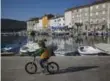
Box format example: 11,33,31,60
47,62,59,74
25,62,37,74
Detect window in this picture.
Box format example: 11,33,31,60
102,11,105,14
80,9,82,12
72,16,74,18
90,13,93,16
59,19,61,21
90,6,93,10
77,15,79,17
102,18,105,20
96,12,98,15
96,5,99,9
85,13,87,16
102,4,106,8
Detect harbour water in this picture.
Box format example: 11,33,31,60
1,35,28,53
1,34,110,55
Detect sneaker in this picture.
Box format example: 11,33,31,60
40,72,44,75
40,68,45,73
42,69,45,73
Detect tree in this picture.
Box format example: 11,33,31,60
29,30,36,41
30,31,36,37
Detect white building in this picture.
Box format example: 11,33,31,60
27,18,43,32
65,0,110,34
89,1,110,33
64,10,72,28
36,18,43,30
27,20,36,31
49,15,65,29
72,7,90,33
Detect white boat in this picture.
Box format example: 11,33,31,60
19,41,40,55
54,49,74,56
77,46,107,56
1,44,20,52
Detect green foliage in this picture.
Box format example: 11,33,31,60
30,31,36,37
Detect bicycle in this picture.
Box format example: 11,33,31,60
25,53,59,74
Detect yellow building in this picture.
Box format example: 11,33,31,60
42,16,48,28
42,14,54,28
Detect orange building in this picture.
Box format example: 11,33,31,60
42,14,54,28
42,16,48,28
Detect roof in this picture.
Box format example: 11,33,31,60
50,15,64,19
27,17,39,21
42,14,54,19
65,0,110,12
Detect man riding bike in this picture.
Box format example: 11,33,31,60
35,40,50,73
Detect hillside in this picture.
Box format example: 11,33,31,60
1,19,27,32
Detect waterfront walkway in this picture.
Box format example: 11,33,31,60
95,43,110,54
1,56,110,81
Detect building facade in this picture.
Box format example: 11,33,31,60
64,10,72,28
27,1,110,35
65,0,110,34
42,14,54,29
42,16,49,28
89,1,110,33
72,7,90,34
27,18,43,32
49,15,65,30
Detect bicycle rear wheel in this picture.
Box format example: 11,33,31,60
47,62,59,74
25,62,37,74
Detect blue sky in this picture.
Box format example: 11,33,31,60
2,0,96,21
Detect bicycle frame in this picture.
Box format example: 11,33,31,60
32,55,48,67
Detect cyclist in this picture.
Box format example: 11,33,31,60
36,40,50,73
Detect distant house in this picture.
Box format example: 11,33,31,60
27,14,54,32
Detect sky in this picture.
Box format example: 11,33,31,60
1,0,96,21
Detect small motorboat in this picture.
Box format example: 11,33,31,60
77,46,108,56
19,41,40,55
54,48,75,56
1,44,20,53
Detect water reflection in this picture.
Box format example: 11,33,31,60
1,34,110,54
35,35,110,53
1,35,28,53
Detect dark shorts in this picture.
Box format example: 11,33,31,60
39,58,49,68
